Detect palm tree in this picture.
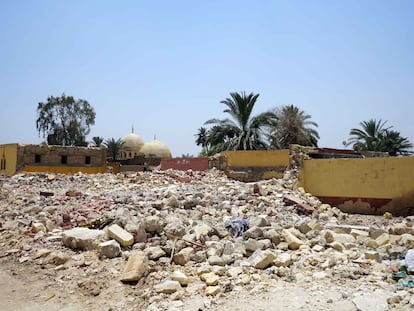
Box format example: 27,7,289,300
269,105,319,149
204,91,277,152
91,136,104,147
194,127,209,155
347,119,413,155
104,138,124,161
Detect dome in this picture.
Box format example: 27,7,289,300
139,140,172,158
121,133,144,158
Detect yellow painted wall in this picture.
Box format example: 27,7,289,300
0,144,18,176
221,150,290,168
22,165,107,174
299,156,414,214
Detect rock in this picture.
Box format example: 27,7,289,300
125,222,147,243
389,223,409,235
200,272,219,286
144,216,164,233
62,227,105,250
145,246,166,260
171,270,189,286
173,247,194,265
31,222,46,233
193,224,212,240
263,228,281,244
155,280,182,294
369,228,386,240
244,227,263,239
245,238,264,252
365,250,381,262
282,229,304,250
47,251,70,265
375,233,390,246
248,249,276,269
222,240,246,257
164,219,186,238
99,240,121,258
208,255,225,266
107,224,134,247
295,220,312,234
250,216,269,227
121,252,147,282
330,241,345,252
205,285,220,296
352,290,388,311
273,252,292,267
32,248,52,259
350,229,369,238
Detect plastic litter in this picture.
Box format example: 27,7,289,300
224,216,249,238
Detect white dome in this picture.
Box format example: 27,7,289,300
121,133,144,158
140,140,172,158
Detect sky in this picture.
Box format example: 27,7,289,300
1,0,413,157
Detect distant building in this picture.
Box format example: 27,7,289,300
0,143,107,176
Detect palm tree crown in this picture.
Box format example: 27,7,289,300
91,136,104,147
204,91,277,152
347,119,412,156
269,105,319,149
104,138,125,161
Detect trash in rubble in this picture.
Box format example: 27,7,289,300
224,216,249,238
405,249,414,273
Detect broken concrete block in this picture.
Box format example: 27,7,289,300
62,227,105,250
273,253,292,267
107,224,134,247
282,229,304,250
248,249,276,269
155,280,182,294
200,272,219,286
99,240,121,258
121,252,147,282
205,285,221,296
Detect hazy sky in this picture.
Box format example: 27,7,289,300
1,1,413,156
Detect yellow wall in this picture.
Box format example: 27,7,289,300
22,165,107,174
0,144,18,176
221,150,290,168
299,156,414,215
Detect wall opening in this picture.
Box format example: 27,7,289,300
85,156,91,165
35,154,41,163
61,155,68,164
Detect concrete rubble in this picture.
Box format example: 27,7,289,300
1,168,414,310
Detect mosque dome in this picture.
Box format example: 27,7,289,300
121,132,144,158
139,140,172,158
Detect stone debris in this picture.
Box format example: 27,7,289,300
121,252,147,282
1,169,414,310
107,223,134,247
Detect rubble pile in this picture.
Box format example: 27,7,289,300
1,169,414,310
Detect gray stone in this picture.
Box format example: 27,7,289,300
144,215,164,233
125,222,147,243
99,240,121,258
245,238,264,252
164,219,186,238
282,229,304,250
273,252,292,267
62,227,105,250
208,255,225,266
249,216,269,228
244,227,263,239
145,246,166,260
173,247,194,265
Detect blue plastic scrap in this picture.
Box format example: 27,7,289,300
224,216,249,238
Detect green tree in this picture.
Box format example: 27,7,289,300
347,119,412,155
203,91,277,153
104,138,125,161
194,127,210,156
268,105,319,149
91,136,104,147
36,94,95,146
